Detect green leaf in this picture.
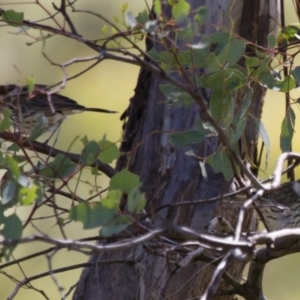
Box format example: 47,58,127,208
233,118,247,142
6,156,20,179
200,69,247,90
19,183,39,206
210,32,232,55
210,90,233,126
28,115,48,141
1,214,22,259
239,88,252,120
168,130,207,147
196,119,217,135
12,155,27,164
206,150,234,181
1,180,19,206
216,39,245,66
159,51,172,64
100,215,132,237
190,45,210,68
153,0,162,16
109,169,142,194
80,141,101,165
101,190,122,210
7,143,20,152
267,33,277,48
33,180,43,204
91,167,101,176
1,214,22,239
98,140,120,164
39,154,77,178
69,191,121,229
259,72,275,89
80,136,89,146
220,150,234,181
206,52,221,72
147,47,161,62
2,10,24,27
279,25,300,42
127,187,141,213
245,56,260,69
273,76,296,92
254,118,270,170
280,107,295,152
232,88,252,125
135,195,146,213
291,66,300,86
136,9,149,25
0,152,6,168
194,6,208,26
0,107,11,132
255,57,271,76
255,48,266,59
159,83,194,107
177,27,194,42
159,83,175,96
27,77,35,94
0,203,5,222
172,0,190,23
206,151,223,173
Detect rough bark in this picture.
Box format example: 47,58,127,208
73,1,279,299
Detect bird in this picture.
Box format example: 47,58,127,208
0,84,116,134
255,180,300,231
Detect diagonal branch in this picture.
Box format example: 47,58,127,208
0,132,116,178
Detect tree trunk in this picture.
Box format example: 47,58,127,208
73,1,279,299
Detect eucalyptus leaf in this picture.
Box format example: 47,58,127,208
292,66,300,86
172,0,190,23
6,156,20,179
232,88,252,125
100,215,132,237
267,33,277,48
0,107,11,132
80,141,101,165
69,195,120,229
1,10,24,27
280,107,295,152
39,154,77,178
2,180,18,205
28,115,48,141
1,214,22,259
127,187,141,213
153,0,162,16
135,9,149,25
206,150,233,181
98,140,120,164
109,169,142,194
168,130,207,147
194,6,208,26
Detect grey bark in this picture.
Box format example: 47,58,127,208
73,1,280,299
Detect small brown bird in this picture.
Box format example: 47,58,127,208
256,180,300,231
0,84,116,134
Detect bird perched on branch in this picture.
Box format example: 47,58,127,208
0,84,116,134
256,180,300,231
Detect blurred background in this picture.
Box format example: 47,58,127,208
0,1,299,299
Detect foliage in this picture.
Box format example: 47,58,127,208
0,1,300,299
